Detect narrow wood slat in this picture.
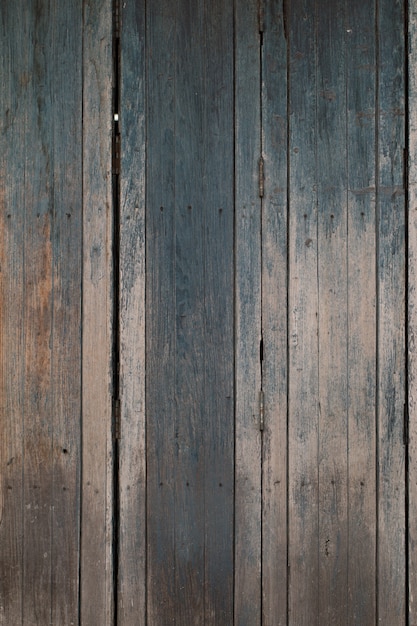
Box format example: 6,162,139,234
146,1,177,620
81,0,114,623
346,1,377,623
22,4,55,620
408,2,417,622
377,0,406,622
316,2,349,622
118,1,146,623
261,1,288,623
202,1,234,621
50,2,82,623
287,1,320,622
234,0,262,623
0,4,27,622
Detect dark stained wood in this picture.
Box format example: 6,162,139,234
377,0,406,622
234,0,262,623
261,1,288,623
287,1,320,623
346,1,377,623
81,0,114,623
408,4,417,623
0,1,83,623
316,1,349,621
118,1,147,623
145,0,234,623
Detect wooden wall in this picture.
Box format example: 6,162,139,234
0,0,414,624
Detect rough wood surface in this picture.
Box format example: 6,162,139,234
234,1,262,624
287,1,320,622
377,0,406,622
261,1,288,623
81,1,114,623
316,2,349,622
346,2,377,623
408,3,417,622
0,2,83,624
118,1,146,624
145,1,234,623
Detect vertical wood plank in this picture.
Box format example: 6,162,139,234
316,2,349,622
146,1,177,620
22,4,55,620
0,4,27,622
202,2,234,622
408,2,417,622
377,0,406,622
1,2,83,623
261,1,288,623
118,1,146,624
146,1,234,623
235,0,262,623
287,1,320,622
346,1,377,623
50,3,83,624
81,0,114,623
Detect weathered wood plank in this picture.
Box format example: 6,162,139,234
261,1,288,623
50,2,82,623
0,4,27,622
234,0,262,623
146,1,178,621
346,2,377,623
408,2,417,622
118,1,146,623
316,2,349,622
0,2,83,623
21,5,55,620
146,2,234,622
377,0,406,622
202,1,234,621
287,1,320,622
81,0,114,623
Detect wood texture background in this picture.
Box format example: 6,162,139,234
0,0,411,624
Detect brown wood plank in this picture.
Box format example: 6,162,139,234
234,0,262,623
346,1,377,623
377,0,407,622
316,2,349,622
118,1,146,624
22,5,55,620
261,1,288,623
1,2,83,623
408,2,417,622
81,0,114,623
287,1,320,622
0,4,27,622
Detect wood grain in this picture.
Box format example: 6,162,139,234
118,1,147,624
316,1,349,622
377,0,406,622
287,1,320,622
81,0,114,623
0,2,83,623
346,1,377,623
234,0,262,623
408,2,417,622
146,1,234,622
261,1,288,623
